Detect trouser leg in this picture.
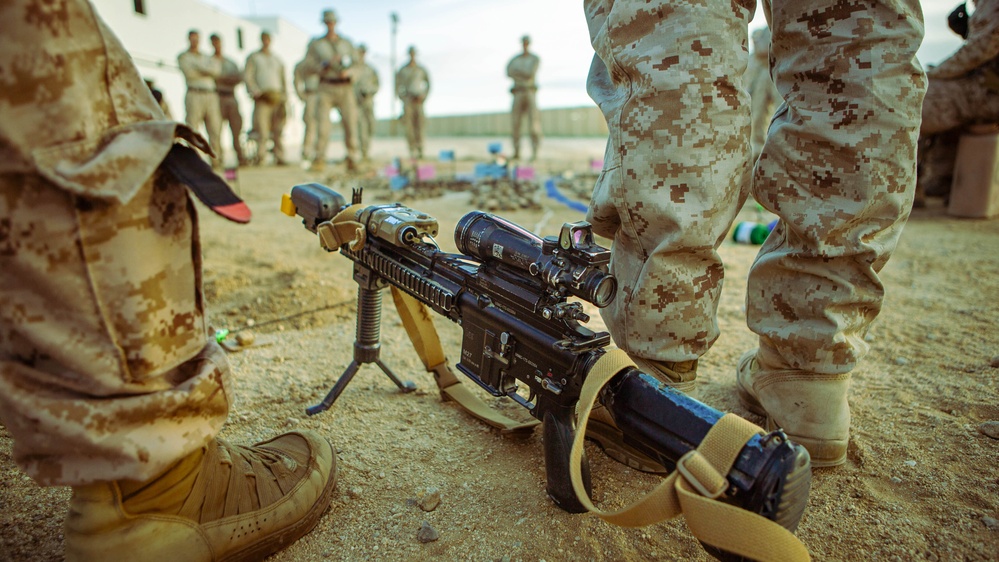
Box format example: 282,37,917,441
748,0,926,373
511,96,524,158
584,0,753,362
271,101,286,162
0,170,231,487
336,86,360,164
315,88,334,164
204,93,223,165
527,92,541,157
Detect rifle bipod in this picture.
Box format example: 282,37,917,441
306,272,416,416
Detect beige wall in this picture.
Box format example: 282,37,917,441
374,106,608,138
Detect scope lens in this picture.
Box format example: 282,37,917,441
590,275,617,308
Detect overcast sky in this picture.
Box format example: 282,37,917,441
202,0,965,119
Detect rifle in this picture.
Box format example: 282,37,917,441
282,184,810,558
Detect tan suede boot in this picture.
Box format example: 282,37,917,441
586,358,698,474
64,430,337,562
736,349,850,467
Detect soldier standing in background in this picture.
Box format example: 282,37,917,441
245,31,288,166
178,29,222,165
506,35,541,161
303,9,361,172
916,0,999,205
353,44,380,161
744,26,782,162
294,58,320,165
211,33,247,166
396,46,430,160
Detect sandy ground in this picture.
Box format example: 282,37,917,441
2,136,998,561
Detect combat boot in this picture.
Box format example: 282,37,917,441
736,349,850,467
64,430,337,562
586,358,697,474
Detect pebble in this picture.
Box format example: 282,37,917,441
417,521,439,543
894,357,909,366
285,417,299,427
990,355,999,368
890,477,902,484
983,517,999,530
235,331,255,346
417,487,441,512
347,487,363,499
978,421,999,440
904,460,917,467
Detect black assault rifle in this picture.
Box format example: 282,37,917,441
283,184,810,543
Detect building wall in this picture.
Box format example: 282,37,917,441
90,0,312,163
374,106,608,138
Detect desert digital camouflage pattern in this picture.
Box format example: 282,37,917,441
921,0,999,134
744,26,782,161
584,0,925,374
0,0,232,486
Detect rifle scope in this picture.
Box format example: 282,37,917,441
454,211,617,308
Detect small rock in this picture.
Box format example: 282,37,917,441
417,487,441,512
904,460,917,467
983,517,999,530
978,421,999,440
235,331,255,346
285,417,299,427
347,487,363,499
417,521,439,543
890,477,902,484
894,357,909,366
991,355,999,368
246,318,256,327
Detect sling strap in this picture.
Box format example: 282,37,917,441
569,349,810,561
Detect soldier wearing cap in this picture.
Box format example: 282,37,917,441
210,33,247,166
302,9,361,171
353,44,380,161
395,45,431,159
506,35,541,161
245,31,289,166
178,29,223,164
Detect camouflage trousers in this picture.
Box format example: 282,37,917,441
920,71,999,135
252,96,287,163
511,89,541,158
301,91,319,162
357,94,376,159
584,0,925,373
0,170,232,487
315,82,360,164
401,98,426,158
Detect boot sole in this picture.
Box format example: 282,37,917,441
221,437,339,562
774,443,811,532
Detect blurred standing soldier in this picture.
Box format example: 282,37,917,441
354,44,380,161
916,0,999,205
211,33,247,166
245,31,288,166
303,9,360,172
506,35,541,161
395,46,430,159
178,29,222,165
294,58,320,164
744,27,782,162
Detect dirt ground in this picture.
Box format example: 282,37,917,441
2,136,998,561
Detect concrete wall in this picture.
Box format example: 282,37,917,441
374,106,608,138
90,0,311,163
